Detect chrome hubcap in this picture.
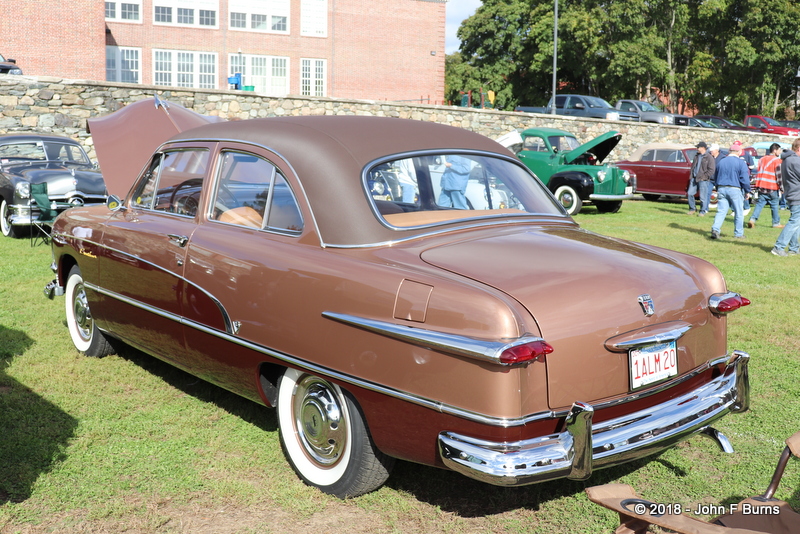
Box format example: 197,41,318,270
72,283,92,342
293,376,346,466
559,192,575,208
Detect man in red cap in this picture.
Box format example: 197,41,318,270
710,141,751,239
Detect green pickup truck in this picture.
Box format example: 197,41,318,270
498,127,634,214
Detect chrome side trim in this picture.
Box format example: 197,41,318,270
85,282,235,336
588,194,635,201
322,311,545,366
439,351,749,486
608,324,692,350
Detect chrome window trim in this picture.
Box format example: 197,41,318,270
361,149,568,233
321,217,577,249
152,137,320,241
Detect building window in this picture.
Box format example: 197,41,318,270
199,10,215,26
251,14,267,30
177,7,194,24
272,16,287,32
154,1,217,28
121,3,140,20
229,0,289,34
106,46,141,84
155,6,172,22
230,12,246,27
155,49,218,89
301,0,327,37
301,58,326,97
229,54,289,96
105,0,142,22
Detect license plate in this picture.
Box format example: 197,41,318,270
625,186,633,195
629,341,678,390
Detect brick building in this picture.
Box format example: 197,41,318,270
1,0,447,103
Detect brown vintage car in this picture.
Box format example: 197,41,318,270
44,97,751,498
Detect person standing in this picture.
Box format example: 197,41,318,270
710,141,751,239
706,143,723,209
438,155,472,209
687,141,715,216
771,138,800,256
748,143,784,229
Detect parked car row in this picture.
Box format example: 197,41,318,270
1,134,108,238
0,53,23,75
37,96,750,499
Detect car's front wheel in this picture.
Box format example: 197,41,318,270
65,265,114,357
277,368,393,498
594,200,623,213
1,199,20,238
553,185,582,215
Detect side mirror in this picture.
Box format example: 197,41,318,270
106,195,125,211
574,103,585,109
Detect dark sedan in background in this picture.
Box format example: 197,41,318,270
1,134,107,237
0,53,23,75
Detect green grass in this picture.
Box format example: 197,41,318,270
1,198,799,533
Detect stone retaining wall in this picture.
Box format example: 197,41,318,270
0,74,789,162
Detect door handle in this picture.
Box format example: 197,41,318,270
167,234,188,247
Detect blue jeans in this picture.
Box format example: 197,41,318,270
688,180,712,213
774,204,800,253
749,190,781,226
712,186,745,237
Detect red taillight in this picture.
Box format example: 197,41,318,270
499,340,554,365
710,293,751,315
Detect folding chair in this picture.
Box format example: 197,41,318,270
29,182,60,246
587,430,800,534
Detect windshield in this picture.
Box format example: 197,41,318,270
365,153,565,228
548,135,581,152
0,140,91,166
765,117,783,126
638,102,661,112
585,96,614,109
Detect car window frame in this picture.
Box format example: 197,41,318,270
207,148,305,237
127,146,213,219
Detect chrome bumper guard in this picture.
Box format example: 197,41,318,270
44,279,64,299
439,350,749,487
589,194,635,201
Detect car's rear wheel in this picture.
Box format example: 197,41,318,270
594,200,623,213
553,185,582,215
277,368,393,498
1,199,20,238
65,265,114,357
641,194,661,201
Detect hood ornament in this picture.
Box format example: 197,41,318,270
638,294,655,316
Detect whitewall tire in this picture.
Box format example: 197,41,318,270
65,266,114,357
277,368,393,497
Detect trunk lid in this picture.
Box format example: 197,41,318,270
420,226,717,409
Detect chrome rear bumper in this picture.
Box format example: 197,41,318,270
439,350,749,486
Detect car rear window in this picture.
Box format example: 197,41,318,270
365,153,565,228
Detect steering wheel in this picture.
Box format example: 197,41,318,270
169,178,203,217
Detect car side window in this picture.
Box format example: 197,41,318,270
620,103,635,112
211,151,303,235
522,137,547,152
130,149,210,217
641,150,655,162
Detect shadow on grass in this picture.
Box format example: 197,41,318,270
385,453,669,517
0,325,78,504
667,222,775,251
112,342,277,433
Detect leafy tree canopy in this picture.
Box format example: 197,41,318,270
449,0,800,119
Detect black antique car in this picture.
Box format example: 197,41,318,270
0,134,107,238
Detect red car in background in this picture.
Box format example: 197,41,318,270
743,115,800,137
615,143,700,201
